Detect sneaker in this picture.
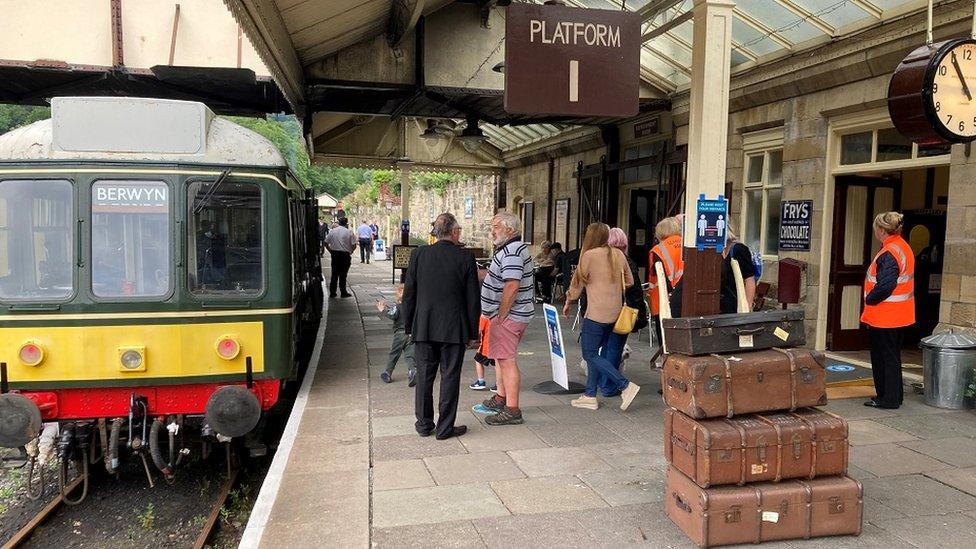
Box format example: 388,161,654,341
469,379,487,390
482,395,505,412
407,369,417,388
571,395,599,410
380,371,392,383
471,403,498,415
484,408,524,426
620,382,640,411
489,385,498,393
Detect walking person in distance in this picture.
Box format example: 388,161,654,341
324,217,357,298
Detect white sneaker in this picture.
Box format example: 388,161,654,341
571,395,599,410
620,382,641,411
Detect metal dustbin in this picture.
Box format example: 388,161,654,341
920,330,976,410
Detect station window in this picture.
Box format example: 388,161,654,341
622,141,663,183
742,149,783,257
840,127,951,165
187,180,263,296
91,181,170,298
0,180,74,301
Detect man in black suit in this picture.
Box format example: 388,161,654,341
403,213,481,440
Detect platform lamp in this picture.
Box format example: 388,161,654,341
419,118,454,160
457,117,488,153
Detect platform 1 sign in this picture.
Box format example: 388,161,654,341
504,3,640,118
779,200,813,251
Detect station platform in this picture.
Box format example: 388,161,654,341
243,256,976,549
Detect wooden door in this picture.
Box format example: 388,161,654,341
827,175,900,350
628,188,657,276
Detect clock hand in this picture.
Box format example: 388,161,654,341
951,52,973,101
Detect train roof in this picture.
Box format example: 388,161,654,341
0,97,287,168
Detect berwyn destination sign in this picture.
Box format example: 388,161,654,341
504,3,640,118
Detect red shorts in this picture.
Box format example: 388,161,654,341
487,317,528,360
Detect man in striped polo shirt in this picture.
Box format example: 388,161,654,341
480,211,535,426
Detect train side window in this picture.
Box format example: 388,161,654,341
91,181,170,298
187,180,263,295
0,179,74,301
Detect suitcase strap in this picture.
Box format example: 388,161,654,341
709,353,735,418
786,411,819,479
723,419,749,485
771,347,798,411
753,414,786,482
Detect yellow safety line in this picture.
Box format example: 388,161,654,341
0,307,295,321
0,168,288,189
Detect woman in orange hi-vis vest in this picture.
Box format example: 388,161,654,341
861,211,915,410
648,217,684,357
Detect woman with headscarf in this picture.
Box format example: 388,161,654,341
563,223,641,411
862,211,914,410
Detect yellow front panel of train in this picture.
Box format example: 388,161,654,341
1,321,265,382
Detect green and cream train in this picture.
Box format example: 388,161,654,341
0,97,322,491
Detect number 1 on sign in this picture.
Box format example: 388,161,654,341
569,60,579,102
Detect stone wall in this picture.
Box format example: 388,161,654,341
939,145,976,335
404,172,498,251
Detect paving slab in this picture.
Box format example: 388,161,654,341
372,414,421,438
268,470,368,527
284,434,368,475
598,418,665,444
862,495,908,524
846,463,879,482
507,446,613,477
589,441,667,470
847,419,919,446
372,459,435,491
578,466,665,506
786,523,915,549
876,412,976,440
536,403,627,424
873,512,976,549
925,467,976,497
850,443,953,477
573,502,696,548
471,512,597,547
898,437,976,468
423,451,526,485
372,484,509,528
372,433,469,461
457,425,550,453
861,474,976,515
820,397,900,421
489,475,609,515
527,421,626,447
372,520,486,549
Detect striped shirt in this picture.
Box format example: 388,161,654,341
481,238,535,323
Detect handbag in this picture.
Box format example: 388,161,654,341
614,267,639,335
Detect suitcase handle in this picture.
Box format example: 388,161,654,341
673,492,692,513
668,378,688,392
734,326,765,336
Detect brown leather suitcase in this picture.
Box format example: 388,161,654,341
662,348,827,419
664,408,849,487
662,310,805,356
665,466,863,547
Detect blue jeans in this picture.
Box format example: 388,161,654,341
580,319,629,398
596,331,629,396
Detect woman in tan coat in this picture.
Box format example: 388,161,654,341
563,223,641,411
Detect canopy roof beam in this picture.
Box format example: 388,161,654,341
849,0,884,19
637,0,685,22
773,0,835,36
733,7,794,50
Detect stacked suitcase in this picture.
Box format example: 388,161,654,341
660,311,863,548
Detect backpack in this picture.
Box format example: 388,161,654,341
737,243,763,280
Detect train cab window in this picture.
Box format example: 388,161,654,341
187,180,263,295
91,181,170,298
0,180,74,301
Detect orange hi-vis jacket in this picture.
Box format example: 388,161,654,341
648,234,684,315
861,234,915,329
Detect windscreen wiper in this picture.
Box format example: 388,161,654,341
192,169,232,214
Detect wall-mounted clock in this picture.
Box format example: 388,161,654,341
889,38,976,145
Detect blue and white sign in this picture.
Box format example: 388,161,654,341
543,304,569,390
779,200,813,251
695,194,729,253
827,364,856,373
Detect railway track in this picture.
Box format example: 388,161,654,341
0,468,242,549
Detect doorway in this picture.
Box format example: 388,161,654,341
627,188,657,276
826,167,948,351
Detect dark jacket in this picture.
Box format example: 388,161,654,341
624,256,649,332
864,252,899,306
403,240,481,344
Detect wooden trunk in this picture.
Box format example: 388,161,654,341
662,348,827,419
665,466,863,548
664,408,849,487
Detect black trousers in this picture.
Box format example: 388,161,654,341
328,251,351,295
359,238,372,262
414,341,465,438
868,326,904,407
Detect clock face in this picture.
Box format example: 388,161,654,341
930,40,976,139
